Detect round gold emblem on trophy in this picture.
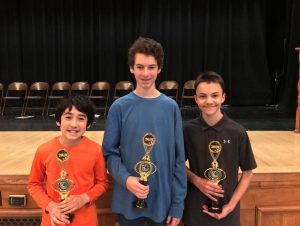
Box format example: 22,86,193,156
56,149,69,162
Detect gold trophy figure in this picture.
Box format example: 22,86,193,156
133,133,157,209
52,149,75,222
204,141,226,214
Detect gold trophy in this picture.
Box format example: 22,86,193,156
204,141,226,214
52,149,75,222
133,133,157,209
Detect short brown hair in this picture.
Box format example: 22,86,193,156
128,37,164,70
194,71,225,93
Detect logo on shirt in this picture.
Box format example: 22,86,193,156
223,139,231,144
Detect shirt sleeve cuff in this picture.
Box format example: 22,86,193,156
120,172,131,188
168,205,184,219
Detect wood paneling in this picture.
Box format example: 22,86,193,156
0,131,300,225
241,173,300,226
256,206,300,226
295,47,300,133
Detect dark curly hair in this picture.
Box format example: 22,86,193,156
128,37,164,70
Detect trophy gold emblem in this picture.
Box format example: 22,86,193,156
204,141,226,213
52,149,75,222
133,133,157,209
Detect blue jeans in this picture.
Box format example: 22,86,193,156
118,214,165,226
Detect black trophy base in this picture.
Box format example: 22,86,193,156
68,213,74,223
133,199,147,209
208,205,222,214
207,198,222,214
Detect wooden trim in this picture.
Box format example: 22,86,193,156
0,175,29,184
295,47,300,133
257,205,300,213
0,209,41,217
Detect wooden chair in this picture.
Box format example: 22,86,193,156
113,81,134,101
46,82,71,116
89,81,110,117
71,81,90,96
1,82,28,116
23,82,49,116
158,80,179,102
180,80,198,113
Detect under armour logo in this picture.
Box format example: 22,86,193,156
223,139,231,144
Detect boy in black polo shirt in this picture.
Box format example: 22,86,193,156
182,71,257,226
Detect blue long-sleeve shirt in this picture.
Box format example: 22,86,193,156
102,92,187,222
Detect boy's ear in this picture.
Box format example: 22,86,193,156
194,94,197,102
56,121,61,127
222,92,226,103
130,66,134,74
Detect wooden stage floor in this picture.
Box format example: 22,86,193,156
0,131,299,175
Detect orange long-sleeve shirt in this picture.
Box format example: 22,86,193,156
27,136,109,226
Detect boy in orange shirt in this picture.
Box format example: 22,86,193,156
28,94,109,226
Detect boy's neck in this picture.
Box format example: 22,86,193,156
59,136,82,147
134,86,160,98
201,111,223,127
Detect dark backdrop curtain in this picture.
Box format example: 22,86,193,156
0,0,296,107
280,0,300,114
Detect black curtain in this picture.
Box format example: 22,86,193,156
0,0,297,107
280,0,300,114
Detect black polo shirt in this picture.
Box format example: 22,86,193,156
182,113,257,226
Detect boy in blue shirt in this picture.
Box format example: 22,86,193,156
103,37,187,226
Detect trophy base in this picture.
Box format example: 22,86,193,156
133,201,147,209
206,198,223,214
208,206,222,214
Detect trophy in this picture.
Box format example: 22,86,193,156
52,149,75,222
133,133,157,209
204,141,226,214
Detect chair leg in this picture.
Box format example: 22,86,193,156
23,98,28,116
103,107,107,118
21,98,27,116
42,99,47,116
46,99,51,116
1,99,7,116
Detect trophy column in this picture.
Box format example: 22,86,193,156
133,133,157,209
204,141,226,214
52,149,76,222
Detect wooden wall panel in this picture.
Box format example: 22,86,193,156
1,173,300,226
240,173,300,226
256,206,300,226
240,209,255,226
